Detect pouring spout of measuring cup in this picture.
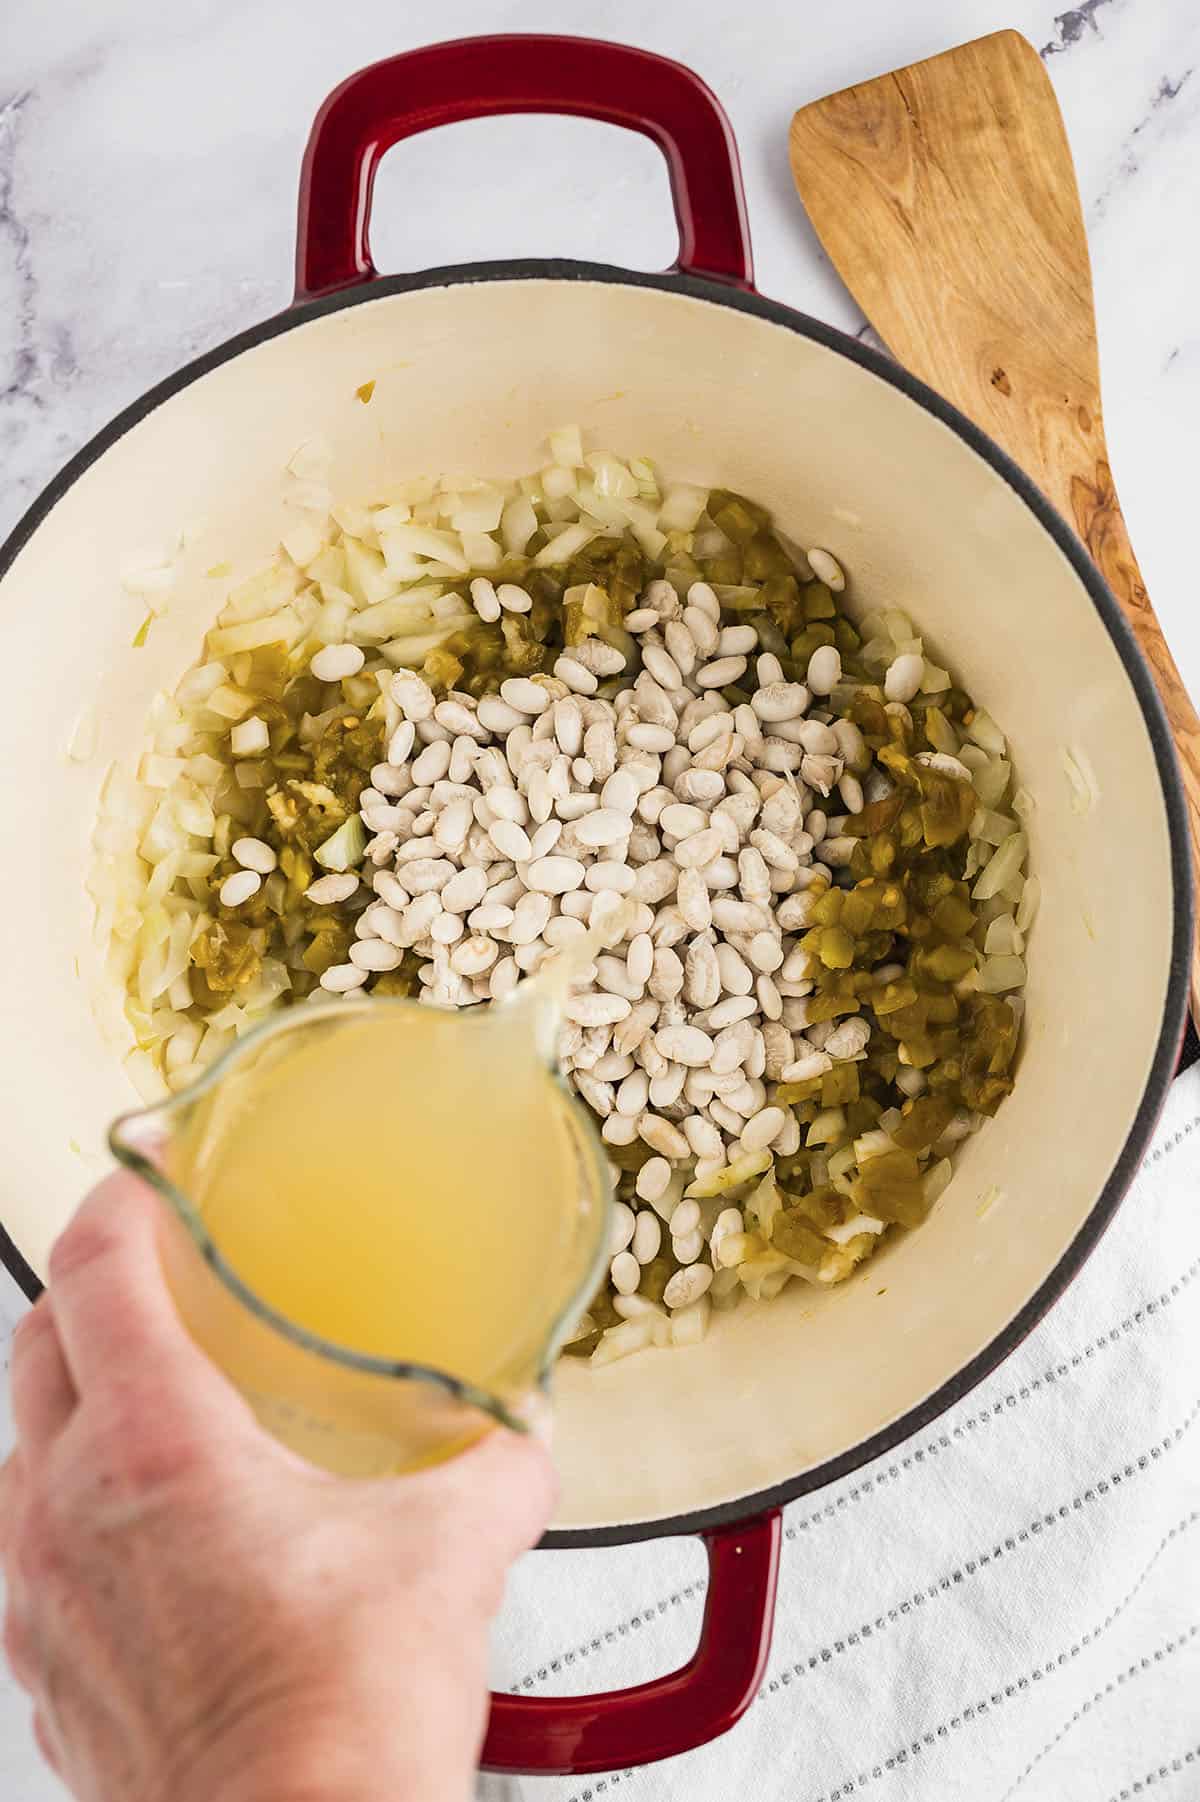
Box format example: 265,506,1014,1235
494,895,640,1066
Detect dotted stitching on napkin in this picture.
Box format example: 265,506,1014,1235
1101,1744,1200,1802
1001,1520,1200,1798
786,1252,1200,1541
811,1626,1200,1802
512,1271,1200,1694
769,1503,1199,1702
518,1402,1197,1709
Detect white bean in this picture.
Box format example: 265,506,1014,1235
708,995,758,1028
306,872,359,905
497,582,533,614
884,653,925,703
687,580,721,622
311,642,365,682
320,963,369,993
638,1114,690,1159
670,1198,701,1236
751,682,808,723
625,608,660,633
654,1024,715,1067
470,576,502,622
555,656,598,695
477,696,525,735
696,655,747,689
632,1210,663,1263
807,547,845,591
674,827,723,870
525,855,585,894
232,836,277,875
741,1106,787,1153
574,808,631,848
610,1250,641,1296
602,1111,639,1146
636,1156,673,1203
390,672,436,720
488,818,532,862
412,740,451,784
806,644,842,696
500,676,551,715
219,870,261,907
347,937,401,972
626,722,675,753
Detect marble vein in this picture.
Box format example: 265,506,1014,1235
1093,64,1196,219
1041,0,1117,59
0,90,37,410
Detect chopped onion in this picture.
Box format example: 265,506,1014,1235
1016,875,1041,932
500,494,538,554
984,913,1023,956
826,1211,886,1245
807,1106,847,1147
670,1296,710,1346
658,484,708,531
549,424,584,469
590,1318,655,1365
978,953,1027,992
966,708,1006,755
1061,746,1099,815
972,830,1028,901
533,522,595,567
314,816,366,873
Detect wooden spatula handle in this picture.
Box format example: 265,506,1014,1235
790,29,1200,1020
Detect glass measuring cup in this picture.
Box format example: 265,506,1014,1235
109,996,612,1475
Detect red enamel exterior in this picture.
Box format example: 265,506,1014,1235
295,34,754,298
482,1509,782,1775
294,32,768,1777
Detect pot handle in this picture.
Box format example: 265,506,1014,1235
295,34,753,300
481,1508,781,1777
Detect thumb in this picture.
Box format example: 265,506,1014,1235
46,1169,228,1409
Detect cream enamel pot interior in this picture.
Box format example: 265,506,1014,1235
0,35,1190,1780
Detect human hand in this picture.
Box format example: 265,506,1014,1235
0,1170,555,1802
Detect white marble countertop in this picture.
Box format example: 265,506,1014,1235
2,0,1198,1794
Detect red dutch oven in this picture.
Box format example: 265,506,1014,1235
0,35,1189,1779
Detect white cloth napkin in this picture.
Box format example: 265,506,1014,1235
484,1065,1200,1802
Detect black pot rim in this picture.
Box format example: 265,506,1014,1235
0,258,1191,1548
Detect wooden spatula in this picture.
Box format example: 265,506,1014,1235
790,28,1200,1019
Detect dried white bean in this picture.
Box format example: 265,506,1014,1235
632,1210,663,1263
696,655,747,689
884,653,925,704
525,855,585,894
311,642,365,682
232,836,277,875
663,1268,709,1311
741,1106,787,1153
320,963,369,993
500,676,551,715
625,608,660,633
638,1114,690,1159
610,1251,641,1296
807,547,845,590
555,656,598,696
477,696,525,735
306,872,359,905
349,938,403,972
654,1024,715,1066
390,672,436,720
806,645,842,696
